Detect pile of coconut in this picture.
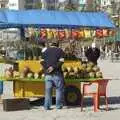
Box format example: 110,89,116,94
62,62,103,79
5,66,44,79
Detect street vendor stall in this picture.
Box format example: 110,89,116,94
0,10,115,105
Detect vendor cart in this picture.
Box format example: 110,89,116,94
13,60,82,105
0,10,115,106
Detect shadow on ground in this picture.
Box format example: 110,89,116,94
66,96,120,111
30,96,120,107
79,96,120,106
30,97,56,107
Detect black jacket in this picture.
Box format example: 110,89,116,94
85,47,100,64
41,46,64,75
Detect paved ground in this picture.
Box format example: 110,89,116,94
0,59,120,120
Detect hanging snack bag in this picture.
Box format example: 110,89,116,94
58,29,66,40
52,29,58,39
108,29,116,36
47,29,54,40
78,29,85,39
71,29,79,40
84,29,91,38
103,29,108,37
90,30,96,37
96,29,103,38
65,29,71,39
40,29,47,40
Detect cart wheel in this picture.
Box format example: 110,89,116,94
64,86,81,106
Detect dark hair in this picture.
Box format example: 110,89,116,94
51,42,59,47
40,41,46,47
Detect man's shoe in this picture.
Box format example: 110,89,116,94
44,107,51,110
56,106,63,109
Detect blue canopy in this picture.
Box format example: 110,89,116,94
0,10,115,28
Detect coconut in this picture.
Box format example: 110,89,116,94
74,73,79,79
33,56,37,60
96,72,103,78
20,73,25,78
83,72,89,78
5,70,13,78
74,67,80,74
5,67,14,78
67,67,73,73
86,67,92,73
34,73,40,79
28,56,32,60
92,66,100,72
38,68,44,75
27,73,33,78
78,72,85,78
13,71,20,78
87,62,95,68
23,66,30,76
41,74,45,78
82,63,87,68
62,66,68,72
69,72,75,78
89,72,95,78
63,72,69,78
8,67,14,73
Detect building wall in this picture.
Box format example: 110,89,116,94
0,0,8,8
100,0,111,6
24,0,42,9
78,0,86,4
8,0,25,10
19,0,25,9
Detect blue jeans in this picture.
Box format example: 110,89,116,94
44,74,64,109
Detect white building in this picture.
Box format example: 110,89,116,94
7,0,41,10
0,0,8,8
100,0,111,6
78,0,86,5
5,0,120,10
7,0,25,10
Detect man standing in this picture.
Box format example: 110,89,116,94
85,42,100,65
40,42,64,110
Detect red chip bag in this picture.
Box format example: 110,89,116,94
58,30,66,40
65,29,71,39
78,30,85,38
71,30,79,39
96,29,103,38
108,30,116,36
40,29,47,39
103,29,108,37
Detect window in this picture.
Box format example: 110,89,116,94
104,1,106,5
25,0,34,3
1,3,6,8
24,4,33,9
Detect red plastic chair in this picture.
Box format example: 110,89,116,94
81,79,109,112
